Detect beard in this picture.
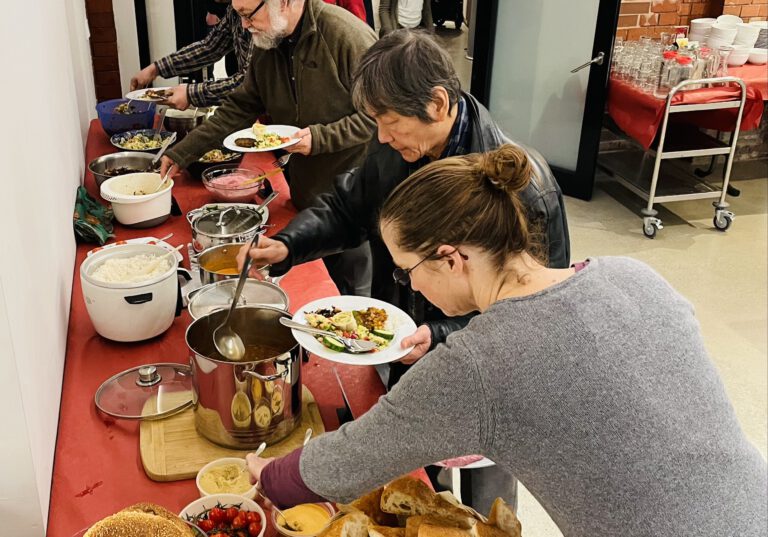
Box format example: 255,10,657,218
249,2,290,49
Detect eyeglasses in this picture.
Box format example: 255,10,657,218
392,249,467,286
239,1,266,23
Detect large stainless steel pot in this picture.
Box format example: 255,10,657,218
186,305,304,449
188,205,265,254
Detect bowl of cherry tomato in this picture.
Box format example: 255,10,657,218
180,494,266,537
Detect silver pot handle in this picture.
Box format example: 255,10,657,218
243,369,288,382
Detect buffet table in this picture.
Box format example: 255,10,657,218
47,120,393,536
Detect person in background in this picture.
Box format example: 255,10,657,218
378,0,433,36
160,0,377,296
130,2,253,110
245,144,768,537
237,29,569,512
238,29,569,388
205,0,239,77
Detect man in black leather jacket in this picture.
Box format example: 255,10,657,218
240,30,570,385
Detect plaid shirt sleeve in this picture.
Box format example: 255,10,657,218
155,7,246,107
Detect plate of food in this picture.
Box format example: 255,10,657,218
223,122,301,152
110,129,175,151
290,295,417,365
125,87,174,101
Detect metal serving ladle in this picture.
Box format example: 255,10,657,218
212,229,264,361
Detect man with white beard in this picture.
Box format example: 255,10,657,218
162,0,377,295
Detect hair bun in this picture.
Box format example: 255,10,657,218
478,144,532,195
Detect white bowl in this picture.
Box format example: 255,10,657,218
727,51,751,66
710,26,738,39
180,494,266,537
749,48,768,64
707,39,732,51
196,457,258,499
749,21,768,29
100,172,173,228
717,14,743,27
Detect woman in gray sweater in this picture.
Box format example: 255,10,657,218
247,145,767,536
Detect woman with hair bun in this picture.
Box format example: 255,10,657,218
246,145,767,537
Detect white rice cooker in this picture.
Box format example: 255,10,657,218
80,243,185,342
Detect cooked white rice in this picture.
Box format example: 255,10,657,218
91,253,172,283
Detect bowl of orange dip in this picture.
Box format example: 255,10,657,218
271,503,336,537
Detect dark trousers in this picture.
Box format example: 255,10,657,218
322,242,372,296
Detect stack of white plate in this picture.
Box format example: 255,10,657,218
733,23,762,48
689,17,715,44
750,21,768,49
708,23,738,51
717,14,744,27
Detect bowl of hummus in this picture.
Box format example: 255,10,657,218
196,457,257,499
271,503,336,537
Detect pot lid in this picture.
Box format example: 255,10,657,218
94,363,194,420
194,207,263,236
188,279,289,319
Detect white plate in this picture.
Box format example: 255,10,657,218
125,87,174,101
223,125,301,153
291,295,417,366
87,236,183,263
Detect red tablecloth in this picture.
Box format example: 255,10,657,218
46,120,403,536
607,65,766,149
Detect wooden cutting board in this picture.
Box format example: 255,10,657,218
140,386,324,481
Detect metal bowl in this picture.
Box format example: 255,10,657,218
165,107,211,140
88,151,157,187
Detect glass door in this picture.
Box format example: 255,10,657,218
471,0,621,200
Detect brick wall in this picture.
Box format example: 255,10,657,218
722,0,768,20
85,0,121,101
618,0,768,40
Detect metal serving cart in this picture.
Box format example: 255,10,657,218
599,76,747,238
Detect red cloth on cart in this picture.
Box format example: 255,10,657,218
46,120,427,536
607,75,765,149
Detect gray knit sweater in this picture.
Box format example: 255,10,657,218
301,257,767,537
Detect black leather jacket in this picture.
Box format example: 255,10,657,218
271,92,571,349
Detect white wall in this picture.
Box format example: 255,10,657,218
0,0,95,532
114,1,141,94
145,1,180,86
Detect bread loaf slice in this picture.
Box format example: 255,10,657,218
487,498,521,537
339,487,398,526
319,512,370,537
381,477,476,529
368,524,406,537
417,523,477,537
405,515,480,537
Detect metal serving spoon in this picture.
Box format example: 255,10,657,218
213,230,264,361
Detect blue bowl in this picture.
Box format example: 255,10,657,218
96,98,156,136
